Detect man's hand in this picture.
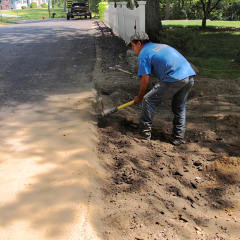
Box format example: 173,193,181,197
134,96,142,104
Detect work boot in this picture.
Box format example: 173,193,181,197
141,130,151,140
170,138,186,146
139,125,151,140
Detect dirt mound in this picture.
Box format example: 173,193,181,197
94,21,240,240
210,156,240,184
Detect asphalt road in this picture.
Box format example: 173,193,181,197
0,19,96,105
0,20,106,240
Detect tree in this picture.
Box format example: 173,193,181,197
165,0,170,19
30,2,37,8
199,0,223,28
145,0,163,41
224,1,240,20
128,0,136,9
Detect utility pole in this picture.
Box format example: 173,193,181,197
48,0,51,18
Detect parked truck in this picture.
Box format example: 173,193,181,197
66,0,92,20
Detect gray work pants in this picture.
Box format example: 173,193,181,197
140,77,194,139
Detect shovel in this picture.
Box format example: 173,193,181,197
101,100,135,117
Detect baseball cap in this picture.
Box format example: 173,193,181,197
126,31,149,46
130,32,149,42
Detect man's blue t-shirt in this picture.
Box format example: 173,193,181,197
138,42,196,82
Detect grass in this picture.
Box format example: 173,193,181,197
0,16,15,24
0,8,98,21
163,19,240,28
0,8,66,20
159,20,240,79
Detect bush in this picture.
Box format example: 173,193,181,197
158,28,203,57
235,50,240,63
98,1,108,19
41,3,48,8
224,2,240,20
21,6,27,9
210,11,223,20
30,2,37,8
171,5,187,19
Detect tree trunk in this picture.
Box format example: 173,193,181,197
48,0,51,18
181,0,185,8
165,0,170,20
202,16,207,28
178,0,181,8
200,0,208,28
129,0,136,9
146,0,163,41
202,7,209,28
200,0,222,28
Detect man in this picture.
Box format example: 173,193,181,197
130,32,196,145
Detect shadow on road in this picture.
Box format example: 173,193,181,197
0,90,106,239
0,21,106,239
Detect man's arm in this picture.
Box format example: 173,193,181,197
134,74,150,104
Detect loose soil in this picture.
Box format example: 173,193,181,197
93,21,240,240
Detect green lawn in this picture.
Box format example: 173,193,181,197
0,16,15,24
0,8,98,21
159,20,240,79
1,8,66,20
163,20,240,28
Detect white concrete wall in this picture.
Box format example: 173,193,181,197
104,1,146,44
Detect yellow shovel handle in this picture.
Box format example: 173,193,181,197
117,100,135,110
